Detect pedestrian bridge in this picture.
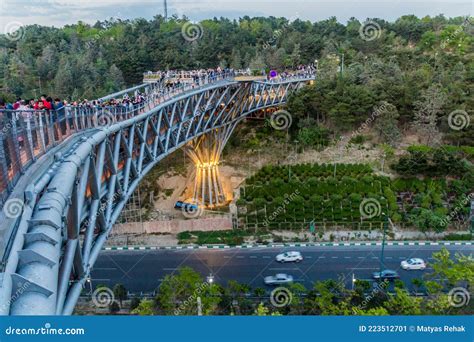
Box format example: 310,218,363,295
0,72,314,315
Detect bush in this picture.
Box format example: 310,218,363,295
443,233,473,241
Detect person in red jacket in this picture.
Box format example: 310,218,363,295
41,95,52,110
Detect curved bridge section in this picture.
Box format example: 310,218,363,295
0,74,314,315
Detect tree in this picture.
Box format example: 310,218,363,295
425,248,474,291
130,297,141,312
106,64,125,92
289,43,301,68
383,288,423,315
249,52,266,71
352,307,389,315
412,85,447,146
155,267,221,315
109,301,120,314
113,283,128,307
373,101,401,146
131,299,154,315
254,302,270,316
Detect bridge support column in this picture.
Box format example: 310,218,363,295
185,124,236,207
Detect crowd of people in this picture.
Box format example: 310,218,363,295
0,92,150,113
266,64,316,82
0,65,315,114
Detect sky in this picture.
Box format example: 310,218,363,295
0,0,472,33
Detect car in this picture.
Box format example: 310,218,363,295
372,269,400,280
401,258,426,270
275,251,303,263
174,201,198,212
264,273,294,285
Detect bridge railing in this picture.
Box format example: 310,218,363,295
0,72,235,207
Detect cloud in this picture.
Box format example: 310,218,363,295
0,0,471,33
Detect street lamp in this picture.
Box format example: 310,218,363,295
86,277,93,295
206,273,214,284
379,212,389,278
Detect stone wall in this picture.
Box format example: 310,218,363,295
111,216,232,235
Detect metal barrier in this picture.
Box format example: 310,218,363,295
0,72,235,207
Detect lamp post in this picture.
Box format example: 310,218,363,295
379,212,388,278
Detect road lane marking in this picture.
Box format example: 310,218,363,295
162,268,179,271
250,256,257,258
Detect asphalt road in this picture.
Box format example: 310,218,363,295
90,244,473,293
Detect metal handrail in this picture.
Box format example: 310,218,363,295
0,72,235,207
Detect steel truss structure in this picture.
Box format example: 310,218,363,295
0,76,313,315
185,125,235,207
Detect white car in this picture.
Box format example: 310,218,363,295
275,251,303,263
264,273,294,285
401,258,426,270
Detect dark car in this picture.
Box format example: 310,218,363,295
372,269,400,280
174,201,199,212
